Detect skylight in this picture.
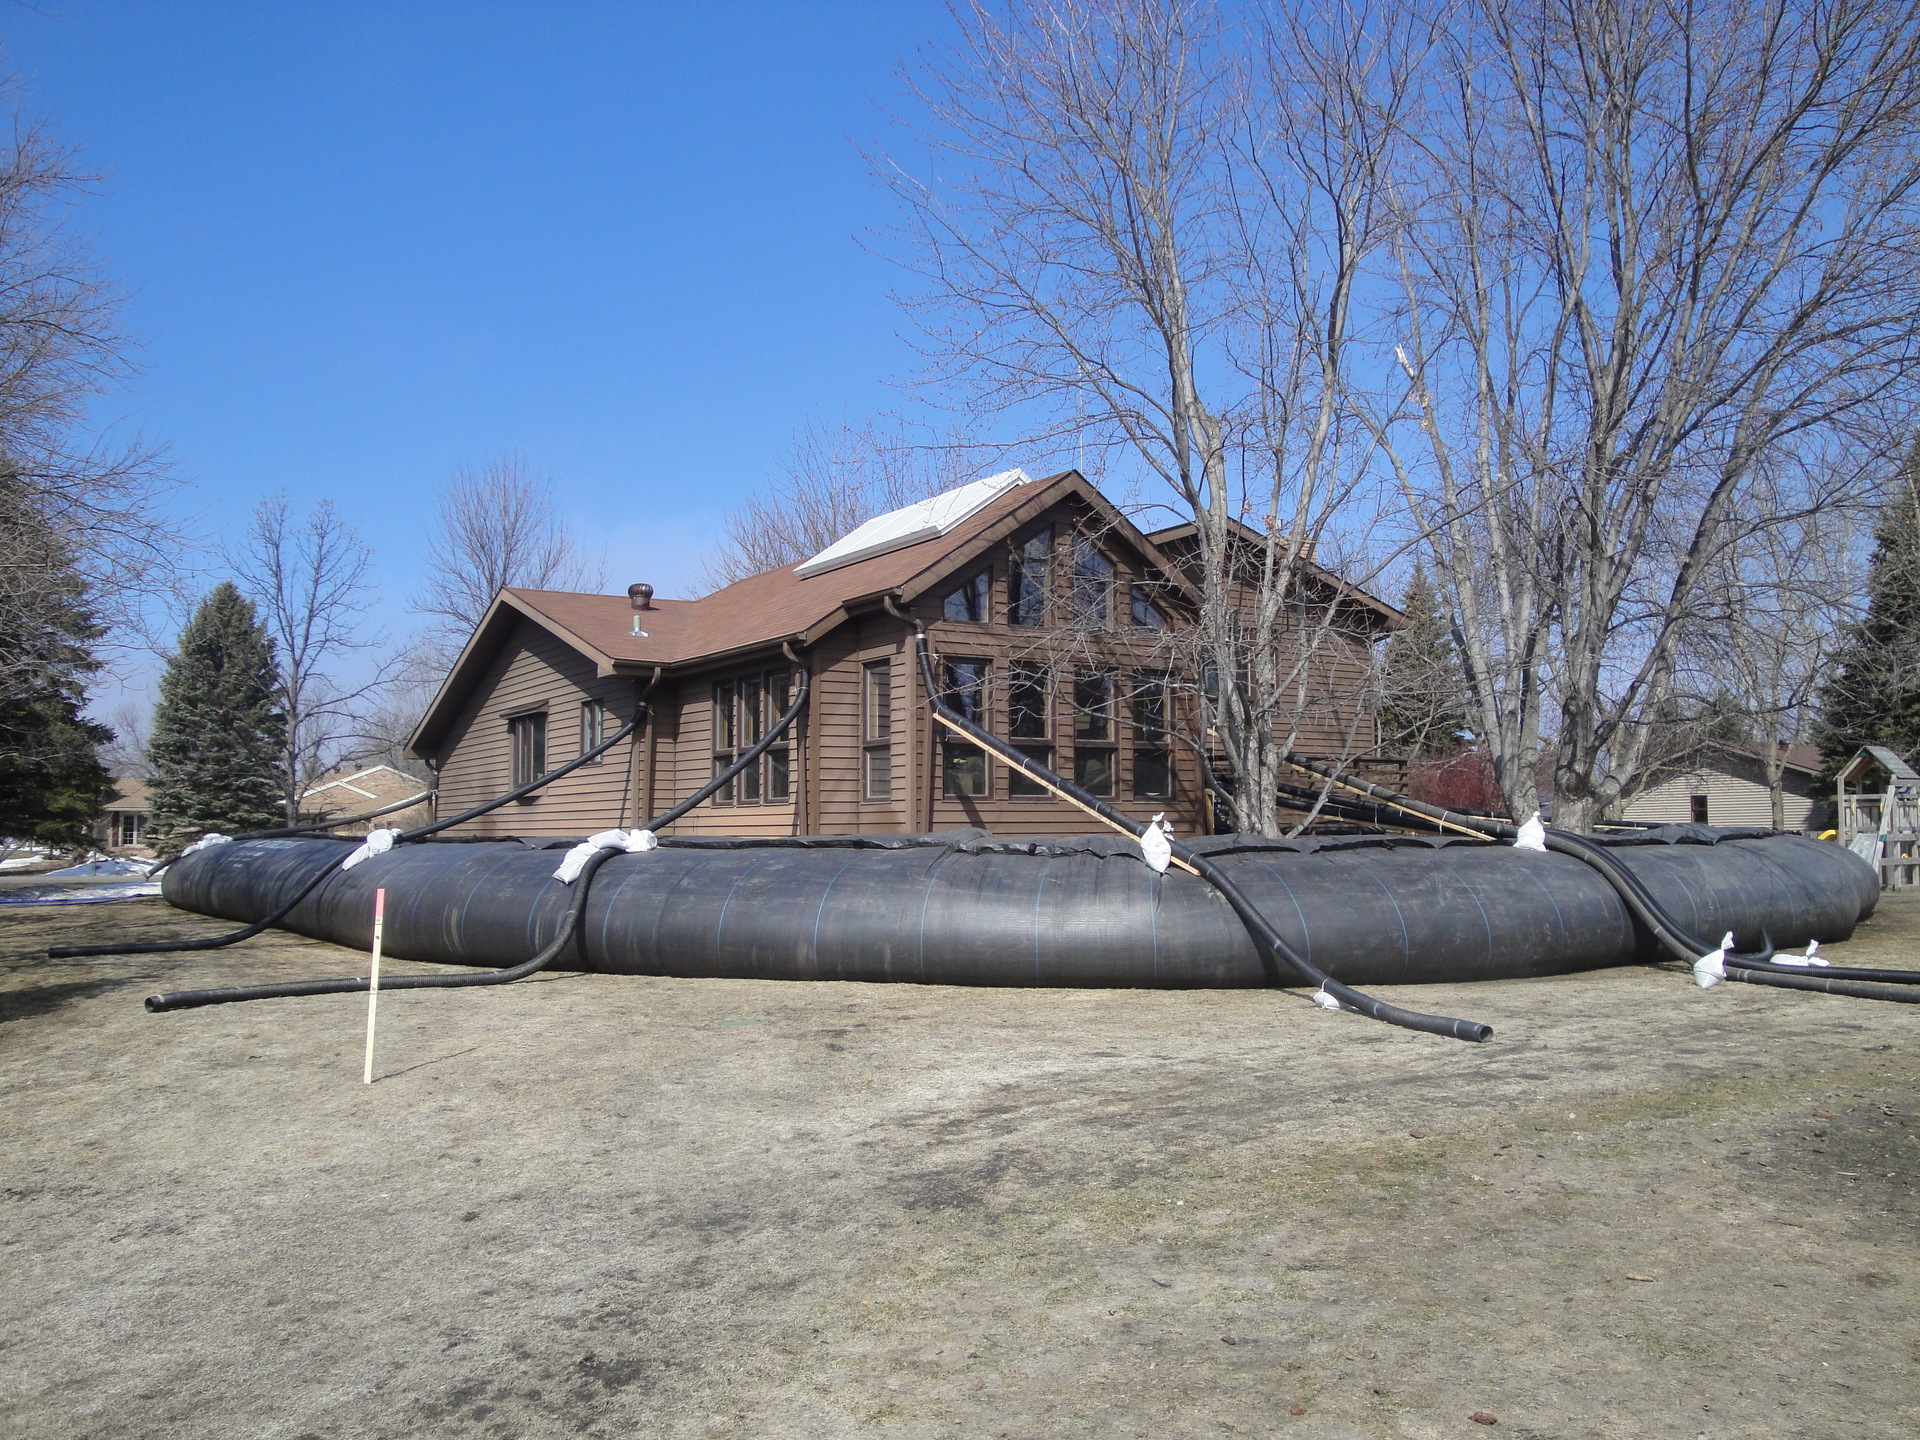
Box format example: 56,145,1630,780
792,469,1032,578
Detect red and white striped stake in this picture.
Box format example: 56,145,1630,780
362,887,386,1085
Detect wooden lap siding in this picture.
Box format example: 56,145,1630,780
430,617,636,836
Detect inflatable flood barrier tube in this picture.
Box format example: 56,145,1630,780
161,826,1878,990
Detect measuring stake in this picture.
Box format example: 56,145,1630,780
362,887,386,1085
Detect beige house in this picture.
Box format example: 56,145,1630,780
1620,743,1824,831
299,764,435,834
91,778,153,853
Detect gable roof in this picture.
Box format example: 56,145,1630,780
412,469,1188,753
1144,519,1402,629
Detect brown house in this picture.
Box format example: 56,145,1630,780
408,468,1396,839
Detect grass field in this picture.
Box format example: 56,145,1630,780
3,892,1916,1438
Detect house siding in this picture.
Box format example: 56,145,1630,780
429,616,639,836
418,494,1397,841
1621,755,1821,830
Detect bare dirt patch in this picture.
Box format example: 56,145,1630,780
3,894,1916,1438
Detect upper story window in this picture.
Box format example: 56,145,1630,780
1072,535,1114,624
712,668,794,805
944,569,992,623
580,698,608,762
1130,585,1167,629
1008,526,1053,627
509,711,548,789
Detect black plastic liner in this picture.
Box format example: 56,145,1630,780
159,826,1878,990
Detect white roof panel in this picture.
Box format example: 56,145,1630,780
792,468,1032,578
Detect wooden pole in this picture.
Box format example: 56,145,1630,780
362,887,386,1085
928,711,1202,877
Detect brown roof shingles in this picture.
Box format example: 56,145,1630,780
508,469,1084,669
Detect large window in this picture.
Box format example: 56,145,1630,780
1130,671,1171,798
1008,526,1053,627
942,660,989,797
944,569,991,623
509,711,548,788
863,659,893,800
1072,672,1115,796
580,698,608,762
712,669,794,805
1072,535,1114,624
1008,663,1051,798
1130,585,1167,629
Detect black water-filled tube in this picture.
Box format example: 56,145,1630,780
138,667,813,1011
152,824,1878,996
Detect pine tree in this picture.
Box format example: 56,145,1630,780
1818,467,1920,775
0,495,111,848
148,582,288,851
1377,563,1469,757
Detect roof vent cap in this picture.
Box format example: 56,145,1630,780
628,583,655,611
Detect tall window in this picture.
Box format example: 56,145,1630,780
510,712,548,788
1072,535,1114,624
1131,672,1171,799
863,659,893,800
1008,663,1051,798
1008,526,1053,626
942,659,989,797
944,569,991,623
712,669,794,805
1073,672,1115,797
580,698,608,762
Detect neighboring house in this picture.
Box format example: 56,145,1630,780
407,468,1399,839
1619,743,1825,831
91,778,153,853
298,764,435,835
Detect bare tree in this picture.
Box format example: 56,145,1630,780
1379,0,1920,828
887,0,1420,835
232,496,394,823
702,416,994,588
413,454,603,656
0,100,180,716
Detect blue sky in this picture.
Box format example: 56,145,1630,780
7,0,957,642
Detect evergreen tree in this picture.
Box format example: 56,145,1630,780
0,494,111,848
148,582,288,851
1818,467,1920,774
1377,563,1470,757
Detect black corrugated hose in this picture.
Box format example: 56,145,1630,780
912,629,1492,1043
1280,753,1920,1003
140,665,811,1013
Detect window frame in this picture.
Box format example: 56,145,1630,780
1008,525,1053,627
943,568,993,624
711,668,796,807
579,697,608,763
862,658,894,801
1071,534,1114,625
509,710,549,790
